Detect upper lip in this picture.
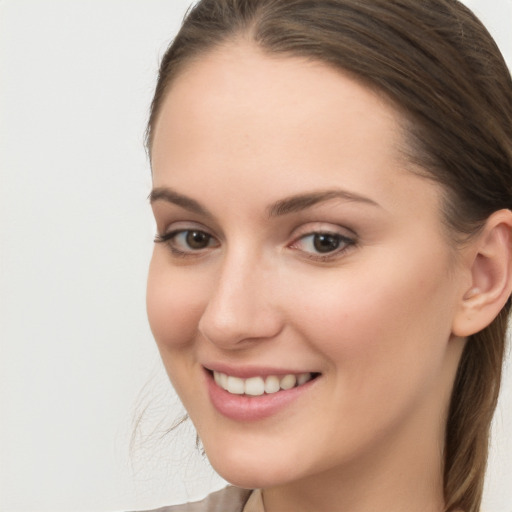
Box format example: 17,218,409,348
203,363,319,379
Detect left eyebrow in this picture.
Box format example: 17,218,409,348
267,189,382,217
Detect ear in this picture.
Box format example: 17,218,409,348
452,209,512,337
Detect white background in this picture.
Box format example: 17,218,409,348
0,1,511,511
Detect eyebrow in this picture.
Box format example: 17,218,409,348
149,187,213,217
268,189,381,217
149,186,381,218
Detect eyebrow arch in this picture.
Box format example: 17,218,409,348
268,189,381,217
149,187,213,217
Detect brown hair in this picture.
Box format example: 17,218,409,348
146,1,512,510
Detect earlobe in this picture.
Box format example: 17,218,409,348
452,209,512,338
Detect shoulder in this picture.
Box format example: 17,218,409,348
133,486,254,512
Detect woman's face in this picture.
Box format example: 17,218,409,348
147,45,467,489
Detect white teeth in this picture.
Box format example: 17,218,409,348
264,375,280,394
213,371,314,395
245,377,265,396
280,374,297,390
297,373,311,386
226,376,245,394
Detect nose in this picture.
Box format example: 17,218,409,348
198,250,283,349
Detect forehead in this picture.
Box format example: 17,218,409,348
151,43,442,220
152,43,404,167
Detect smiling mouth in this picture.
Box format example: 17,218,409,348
211,370,320,396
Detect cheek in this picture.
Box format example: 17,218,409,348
288,247,457,385
282,254,458,454
146,252,206,349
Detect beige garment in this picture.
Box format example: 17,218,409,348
135,486,262,512
241,489,264,512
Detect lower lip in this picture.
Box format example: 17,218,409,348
205,371,318,422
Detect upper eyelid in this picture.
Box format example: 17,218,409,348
155,220,358,245
158,220,217,236
295,231,355,241
158,227,218,243
290,231,356,249
289,221,357,239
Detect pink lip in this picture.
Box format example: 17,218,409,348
204,368,319,422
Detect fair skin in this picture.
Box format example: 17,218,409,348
147,44,512,512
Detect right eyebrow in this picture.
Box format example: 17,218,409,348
149,187,213,218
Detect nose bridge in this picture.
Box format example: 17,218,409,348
198,244,282,347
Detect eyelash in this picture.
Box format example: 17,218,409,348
154,229,218,258
289,232,356,262
154,228,357,261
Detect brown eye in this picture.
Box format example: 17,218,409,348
186,230,212,249
154,228,219,255
313,233,341,253
290,231,355,260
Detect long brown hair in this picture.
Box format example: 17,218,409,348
146,1,512,510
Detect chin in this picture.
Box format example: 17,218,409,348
214,465,292,490
205,444,302,489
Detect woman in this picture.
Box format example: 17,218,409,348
144,0,512,510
